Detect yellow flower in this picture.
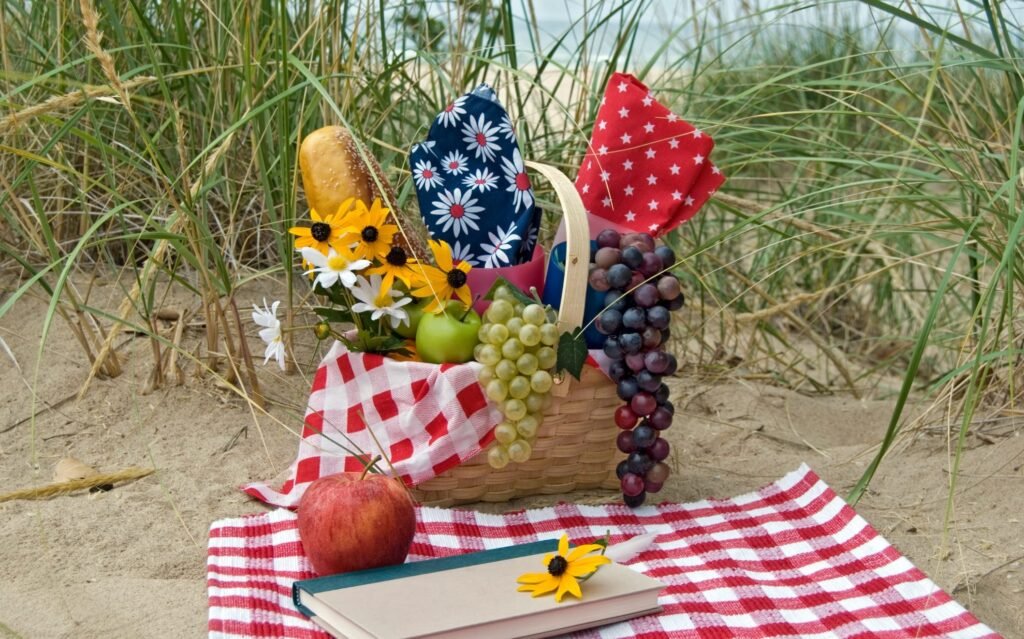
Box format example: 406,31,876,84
288,199,355,256
367,244,425,294
516,534,611,603
410,240,473,314
337,198,399,262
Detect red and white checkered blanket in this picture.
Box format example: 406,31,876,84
243,341,503,507
210,465,1000,638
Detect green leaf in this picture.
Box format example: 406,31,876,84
341,331,409,355
311,280,350,307
483,276,534,306
556,327,587,380
313,306,352,323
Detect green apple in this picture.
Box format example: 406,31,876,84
415,301,482,364
394,297,428,339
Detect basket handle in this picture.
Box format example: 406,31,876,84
524,161,589,333
525,161,590,398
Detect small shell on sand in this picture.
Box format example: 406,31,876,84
54,457,113,492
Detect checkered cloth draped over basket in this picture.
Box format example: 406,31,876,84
212,465,999,638
242,341,503,508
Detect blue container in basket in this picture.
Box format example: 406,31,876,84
542,240,606,349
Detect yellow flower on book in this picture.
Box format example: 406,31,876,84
516,534,611,603
410,240,473,314
338,198,399,262
289,198,355,256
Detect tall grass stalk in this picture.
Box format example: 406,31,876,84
0,0,1021,504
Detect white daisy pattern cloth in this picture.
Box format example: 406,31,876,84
410,84,541,268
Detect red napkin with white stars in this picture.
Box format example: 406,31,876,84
575,72,725,235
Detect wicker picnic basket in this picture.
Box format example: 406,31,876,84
411,162,621,506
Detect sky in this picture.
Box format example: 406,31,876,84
502,0,1020,63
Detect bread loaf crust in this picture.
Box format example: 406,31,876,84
299,126,427,261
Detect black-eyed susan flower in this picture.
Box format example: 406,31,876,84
516,534,611,603
338,198,399,262
367,244,424,293
289,199,355,255
410,239,472,314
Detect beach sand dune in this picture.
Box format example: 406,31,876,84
1,287,1021,638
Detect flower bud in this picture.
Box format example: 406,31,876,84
313,321,331,341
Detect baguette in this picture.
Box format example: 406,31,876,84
298,126,428,261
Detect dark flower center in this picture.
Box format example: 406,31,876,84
547,556,568,577
310,222,331,242
386,246,408,267
446,269,467,289
361,226,379,243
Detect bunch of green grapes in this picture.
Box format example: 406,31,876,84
473,286,559,468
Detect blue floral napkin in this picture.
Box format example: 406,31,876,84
409,84,540,267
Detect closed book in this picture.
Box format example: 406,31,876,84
292,539,664,639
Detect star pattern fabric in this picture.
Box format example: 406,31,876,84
576,73,725,236
410,84,540,268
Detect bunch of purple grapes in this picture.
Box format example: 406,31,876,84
590,229,683,507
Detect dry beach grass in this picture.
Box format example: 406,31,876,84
1,0,1023,636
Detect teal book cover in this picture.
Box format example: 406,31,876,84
292,539,557,619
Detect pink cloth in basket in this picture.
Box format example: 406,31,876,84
243,341,502,508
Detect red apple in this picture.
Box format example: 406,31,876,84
297,472,417,576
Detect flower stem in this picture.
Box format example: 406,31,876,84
576,534,610,583
459,296,482,322
339,287,365,333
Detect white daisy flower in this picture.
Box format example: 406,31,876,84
349,275,413,329
451,240,480,267
461,113,502,162
498,113,516,142
411,140,436,156
461,167,499,192
299,247,371,290
480,222,522,268
441,150,469,175
472,84,498,102
251,299,286,370
413,159,443,191
500,147,534,212
522,220,539,257
437,96,467,128
430,188,483,238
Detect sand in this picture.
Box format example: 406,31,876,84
1,285,1021,638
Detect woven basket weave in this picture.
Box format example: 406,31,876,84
412,162,620,507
